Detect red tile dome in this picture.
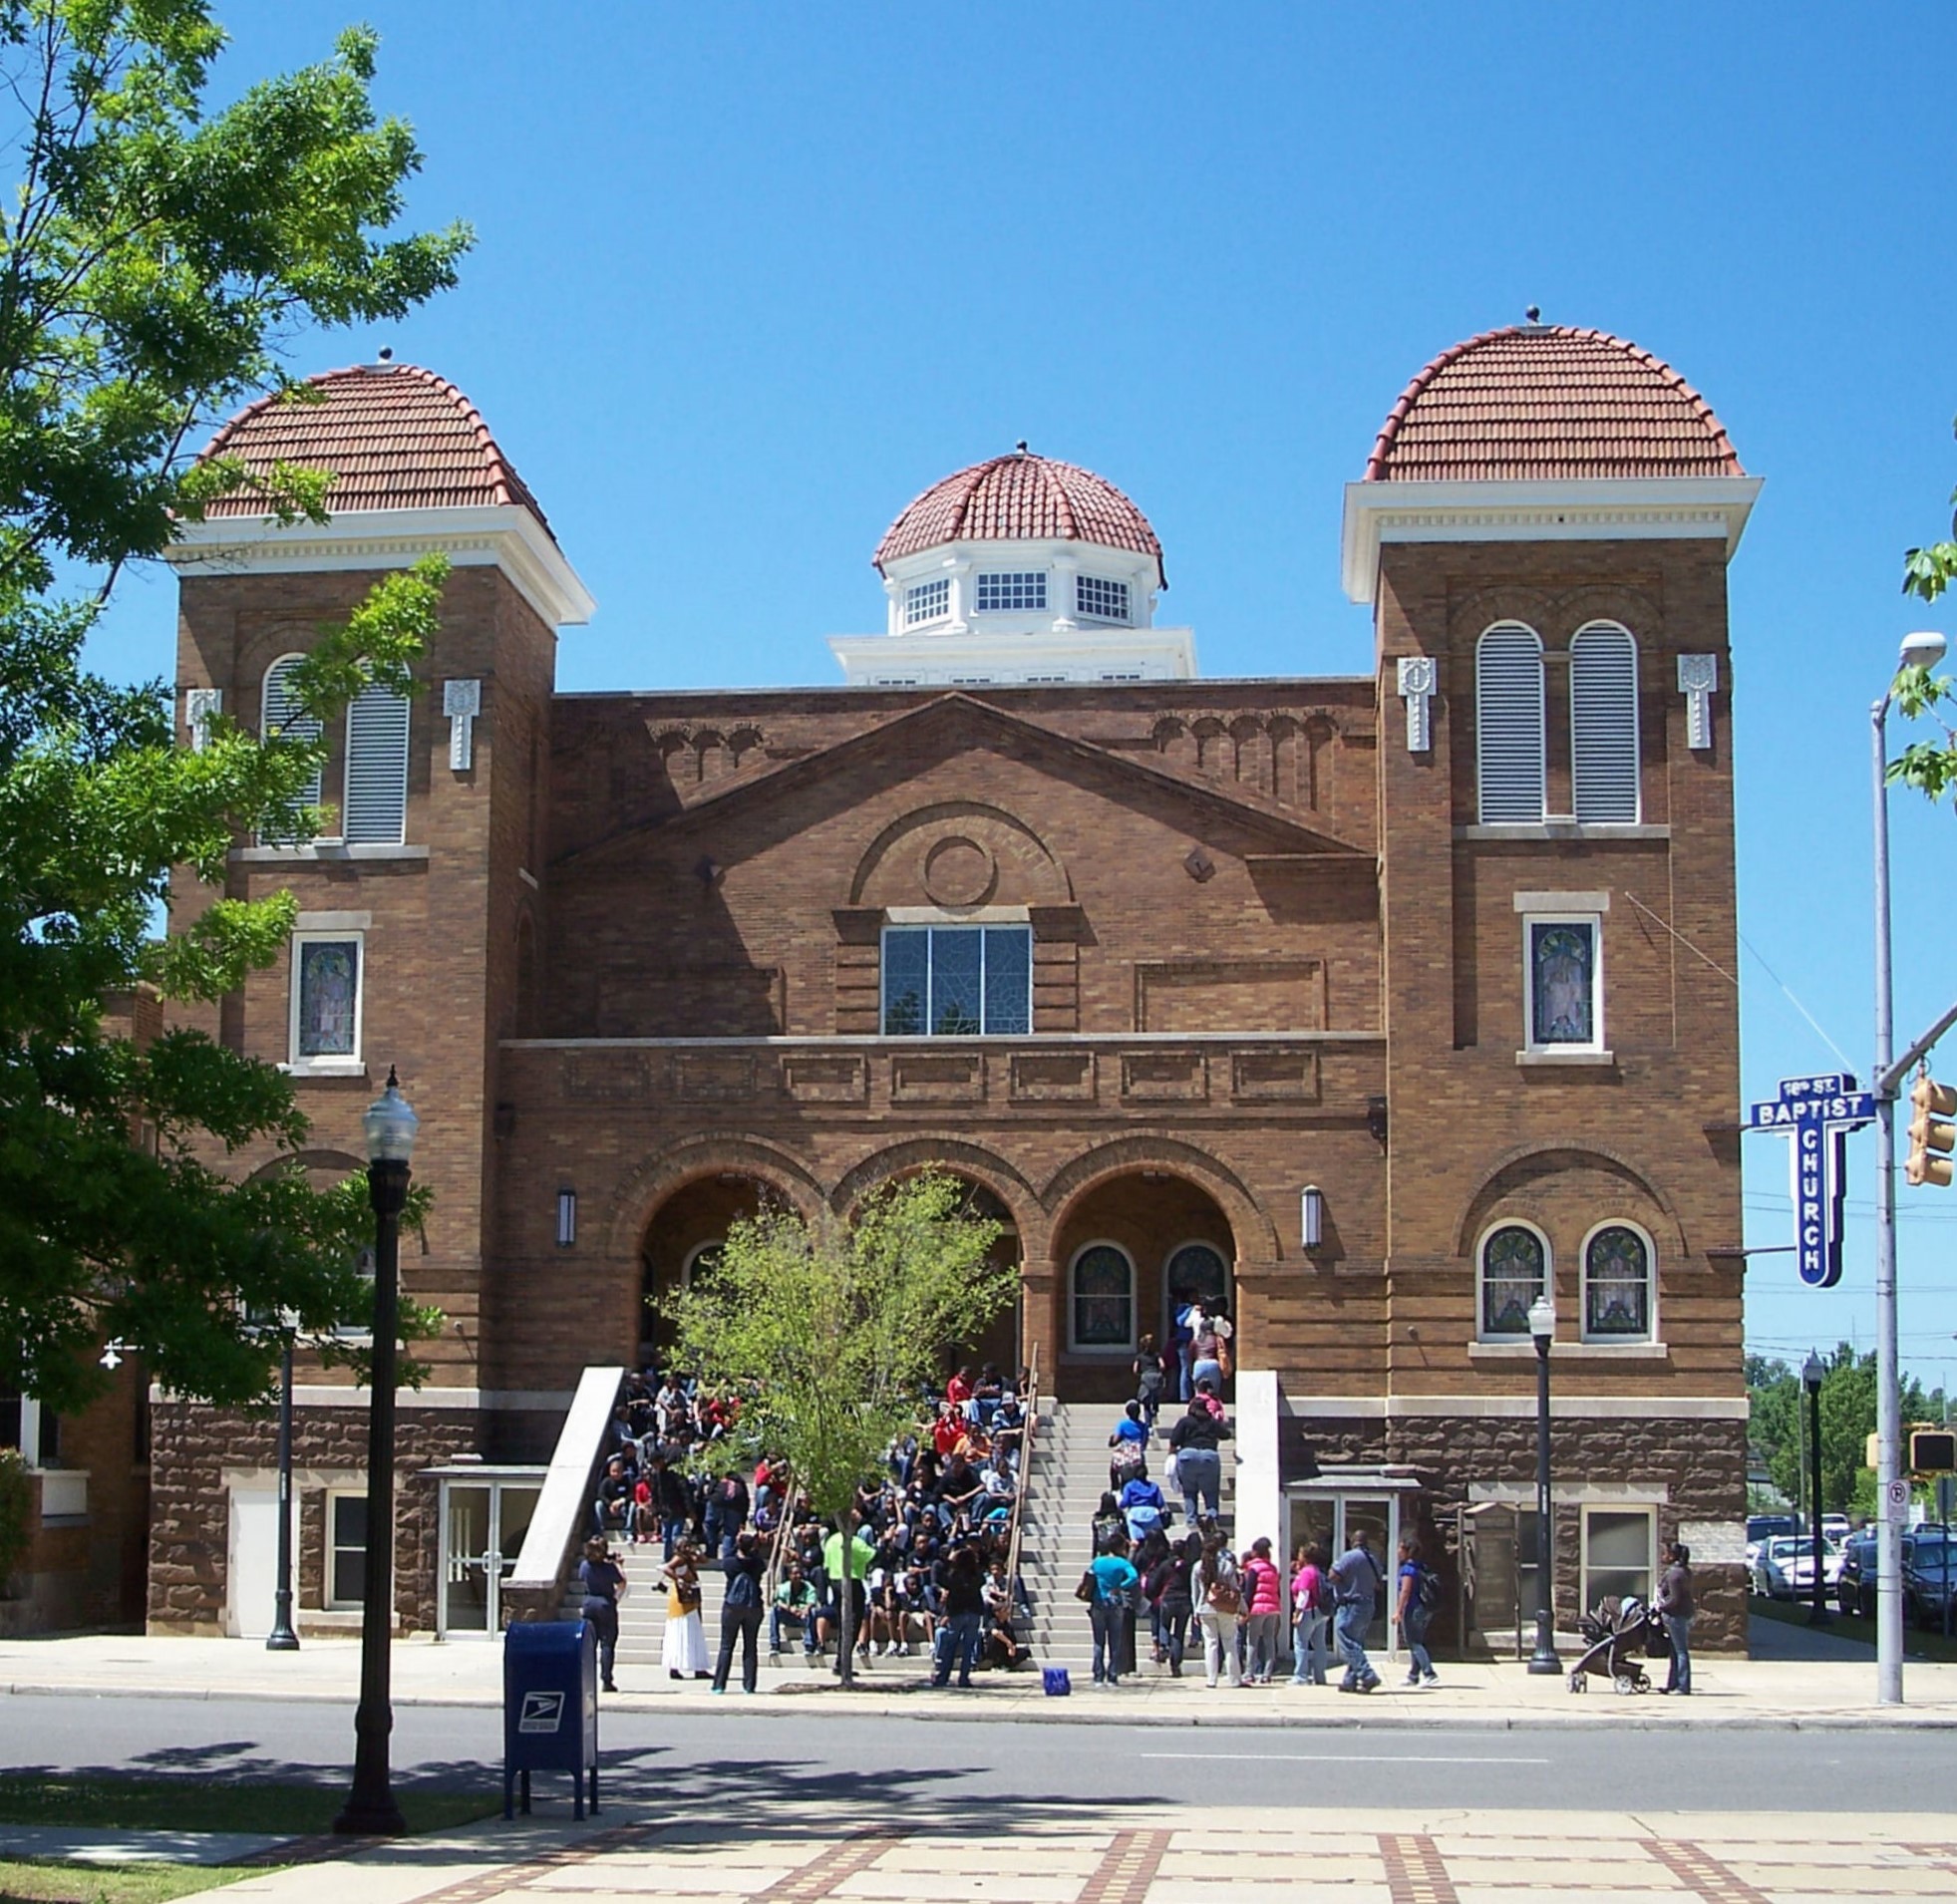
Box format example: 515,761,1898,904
1364,326,1743,483
875,450,1164,584
197,362,553,535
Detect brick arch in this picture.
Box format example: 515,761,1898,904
1455,1142,1688,1261
1041,1132,1280,1263
848,798,1073,907
1541,583,1663,645
826,1136,1049,1253
603,1133,824,1258
1447,585,1557,642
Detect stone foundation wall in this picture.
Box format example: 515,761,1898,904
1287,1410,1748,1653
148,1402,481,1635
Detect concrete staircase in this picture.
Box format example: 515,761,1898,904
1019,1400,1234,1670
562,1538,729,1673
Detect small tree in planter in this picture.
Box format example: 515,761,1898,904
663,1173,1013,1687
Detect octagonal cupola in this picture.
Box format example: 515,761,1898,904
830,446,1195,686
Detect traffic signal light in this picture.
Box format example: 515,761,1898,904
1904,1076,1957,1187
1911,1428,1957,1473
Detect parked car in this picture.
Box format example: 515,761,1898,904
1821,1514,1851,1542
1752,1533,1841,1599
1835,1525,1957,1626
1747,1513,1798,1568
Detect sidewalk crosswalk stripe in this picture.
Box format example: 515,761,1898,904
1646,1839,1774,1904
1379,1833,1459,1904
753,1824,903,1901
1076,1828,1172,1904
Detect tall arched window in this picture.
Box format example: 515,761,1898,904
1478,1222,1548,1339
343,682,411,844
260,654,322,841
1069,1241,1136,1353
1475,623,1545,823
1570,622,1641,823
1582,1222,1655,1341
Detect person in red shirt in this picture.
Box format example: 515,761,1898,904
1239,1535,1284,1683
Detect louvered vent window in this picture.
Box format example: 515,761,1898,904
343,685,411,844
261,654,323,843
1475,623,1546,823
1570,623,1641,823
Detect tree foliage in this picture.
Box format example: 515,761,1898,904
663,1173,1016,1684
1893,419,1957,803
1747,1347,1944,1517
0,3,470,1412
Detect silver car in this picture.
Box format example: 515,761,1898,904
1752,1533,1842,1599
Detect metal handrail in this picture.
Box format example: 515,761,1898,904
1003,1347,1041,1604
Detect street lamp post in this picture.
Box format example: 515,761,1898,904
334,1069,419,1837
1526,1290,1561,1674
266,1331,300,1652
1871,628,1947,1706
1802,1351,1830,1626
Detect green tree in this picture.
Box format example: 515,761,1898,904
1747,1347,1939,1518
1893,421,1957,802
663,1173,1016,1687
0,3,470,1413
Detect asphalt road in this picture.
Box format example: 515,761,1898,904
0,1695,1944,1816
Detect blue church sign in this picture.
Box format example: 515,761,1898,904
1746,1074,1875,1288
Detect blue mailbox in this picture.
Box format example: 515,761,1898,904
503,1618,599,1819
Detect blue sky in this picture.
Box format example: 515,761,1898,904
89,2,1957,1395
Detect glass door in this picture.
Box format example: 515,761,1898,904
441,1480,543,1637
1336,1496,1396,1657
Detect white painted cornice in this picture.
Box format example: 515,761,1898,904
828,624,1196,685
1340,476,1764,605
163,503,596,628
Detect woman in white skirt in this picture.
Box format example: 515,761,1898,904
661,1539,711,1680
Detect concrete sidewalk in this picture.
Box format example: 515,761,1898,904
3,1629,1955,1728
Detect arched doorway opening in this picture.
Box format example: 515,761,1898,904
1048,1171,1236,1402
637,1174,773,1372
939,1179,1022,1385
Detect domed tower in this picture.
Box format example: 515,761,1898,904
829,447,1195,685
1341,323,1759,1613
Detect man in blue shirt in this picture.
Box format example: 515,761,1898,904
1087,1541,1141,1686
1329,1528,1384,1693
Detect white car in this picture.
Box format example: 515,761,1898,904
1752,1533,1842,1599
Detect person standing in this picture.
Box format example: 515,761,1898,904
1086,1538,1140,1687
660,1540,711,1681
1657,1540,1695,1695
1289,1542,1329,1685
1394,1536,1439,1687
576,1536,625,1694
1167,1398,1227,1522
932,1542,986,1688
1134,1335,1164,1428
1329,1527,1384,1693
1147,1530,1199,1678
711,1530,767,1694
1195,1533,1243,1688
1240,1536,1283,1684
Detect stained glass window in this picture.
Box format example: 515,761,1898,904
1480,1224,1545,1338
1165,1242,1228,1311
1584,1225,1652,1339
296,939,360,1059
1529,921,1596,1047
1071,1243,1135,1350
880,926,1031,1036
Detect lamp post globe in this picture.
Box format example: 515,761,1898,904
334,1067,417,1837
1526,1292,1561,1674
1801,1352,1830,1625
1899,629,1948,672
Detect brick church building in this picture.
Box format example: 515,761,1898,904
148,323,1758,1648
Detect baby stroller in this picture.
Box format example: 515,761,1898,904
1566,1594,1667,1694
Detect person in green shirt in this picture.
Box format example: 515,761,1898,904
821,1524,875,1668
771,1560,816,1660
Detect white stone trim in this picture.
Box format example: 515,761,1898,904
1458,823,1669,841
294,910,372,931
501,1030,1384,1049
1340,476,1764,604
232,843,430,863
883,904,1032,924
161,1386,569,1412
1468,1341,1669,1362
164,503,596,629
829,622,1195,686
1513,890,1610,913
1469,1479,1669,1504
1283,1394,1748,1421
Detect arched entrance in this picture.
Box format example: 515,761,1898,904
637,1174,773,1372
1048,1170,1236,1402
941,1179,1023,1384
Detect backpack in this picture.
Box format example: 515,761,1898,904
1111,1438,1146,1481
1415,1564,1442,1613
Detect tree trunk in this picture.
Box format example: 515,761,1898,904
837,1507,858,1688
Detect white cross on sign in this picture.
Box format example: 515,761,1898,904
1745,1074,1876,1288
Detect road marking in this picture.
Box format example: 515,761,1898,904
1381,1833,1460,1904
1140,1750,1550,1764
1077,1828,1173,1904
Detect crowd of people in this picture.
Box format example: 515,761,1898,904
577,1361,1038,1695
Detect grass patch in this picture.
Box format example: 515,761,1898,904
0,1775,496,1838
1750,1593,1957,1663
0,1858,259,1904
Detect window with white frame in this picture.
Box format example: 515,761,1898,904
1523,913,1603,1053
1163,1240,1229,1316
290,934,363,1071
1076,574,1131,623
1582,1222,1655,1341
903,577,950,627
975,570,1046,612
1070,1241,1136,1352
1581,1505,1654,1613
327,1489,368,1608
1476,622,1546,823
1570,622,1641,822
343,683,411,844
260,654,323,842
1478,1222,1547,1339
880,925,1032,1036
